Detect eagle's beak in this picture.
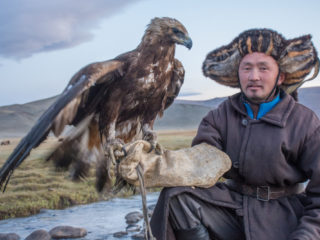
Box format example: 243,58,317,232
183,36,193,50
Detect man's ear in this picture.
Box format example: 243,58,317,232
277,72,286,86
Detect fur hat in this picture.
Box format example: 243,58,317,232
202,28,319,93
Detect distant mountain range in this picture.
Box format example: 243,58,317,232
0,87,319,138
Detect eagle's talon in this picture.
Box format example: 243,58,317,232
147,141,163,155
143,131,156,143
155,143,163,155
122,146,127,157
148,144,155,153
115,146,128,164
107,147,117,166
105,138,125,165
142,129,163,155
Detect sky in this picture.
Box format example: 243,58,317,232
1,0,320,106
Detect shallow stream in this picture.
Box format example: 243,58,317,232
0,192,160,239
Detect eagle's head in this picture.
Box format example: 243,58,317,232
144,17,192,49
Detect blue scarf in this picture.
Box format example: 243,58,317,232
243,94,281,120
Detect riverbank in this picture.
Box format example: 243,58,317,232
0,130,196,220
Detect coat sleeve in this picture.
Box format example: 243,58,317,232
191,107,225,150
289,123,320,240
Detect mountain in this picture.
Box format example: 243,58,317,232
154,97,225,130
298,87,320,117
0,87,319,138
0,97,57,138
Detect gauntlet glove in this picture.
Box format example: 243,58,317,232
118,140,231,188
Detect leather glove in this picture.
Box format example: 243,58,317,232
118,140,231,188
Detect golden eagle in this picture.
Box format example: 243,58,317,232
0,17,192,192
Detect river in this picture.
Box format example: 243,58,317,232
0,192,160,239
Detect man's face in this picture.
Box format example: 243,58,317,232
238,52,284,103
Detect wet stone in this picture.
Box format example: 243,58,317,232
132,231,145,240
25,230,50,240
125,211,143,224
49,225,87,239
126,224,141,232
0,233,20,240
113,231,128,238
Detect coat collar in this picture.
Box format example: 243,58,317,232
229,90,296,127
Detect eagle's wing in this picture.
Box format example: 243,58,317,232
0,60,124,192
165,59,185,109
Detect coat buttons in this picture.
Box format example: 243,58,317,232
233,162,239,168
241,119,248,126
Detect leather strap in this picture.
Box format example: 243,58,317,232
225,179,305,201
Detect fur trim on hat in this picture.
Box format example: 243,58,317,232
203,28,319,92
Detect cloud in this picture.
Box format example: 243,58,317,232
0,0,141,60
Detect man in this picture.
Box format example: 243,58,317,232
120,29,320,240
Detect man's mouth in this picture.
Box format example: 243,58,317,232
247,85,262,90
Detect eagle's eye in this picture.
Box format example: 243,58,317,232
172,27,185,41
172,27,182,35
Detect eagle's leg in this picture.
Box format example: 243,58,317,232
142,123,163,154
96,121,126,192
101,119,127,164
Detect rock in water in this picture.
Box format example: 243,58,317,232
125,211,143,224
113,231,128,238
25,230,50,240
0,233,20,240
132,230,145,240
49,226,87,239
126,224,141,232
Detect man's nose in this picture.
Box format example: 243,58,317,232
248,68,259,80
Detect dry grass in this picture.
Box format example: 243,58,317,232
0,138,99,220
0,130,196,220
157,130,196,150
